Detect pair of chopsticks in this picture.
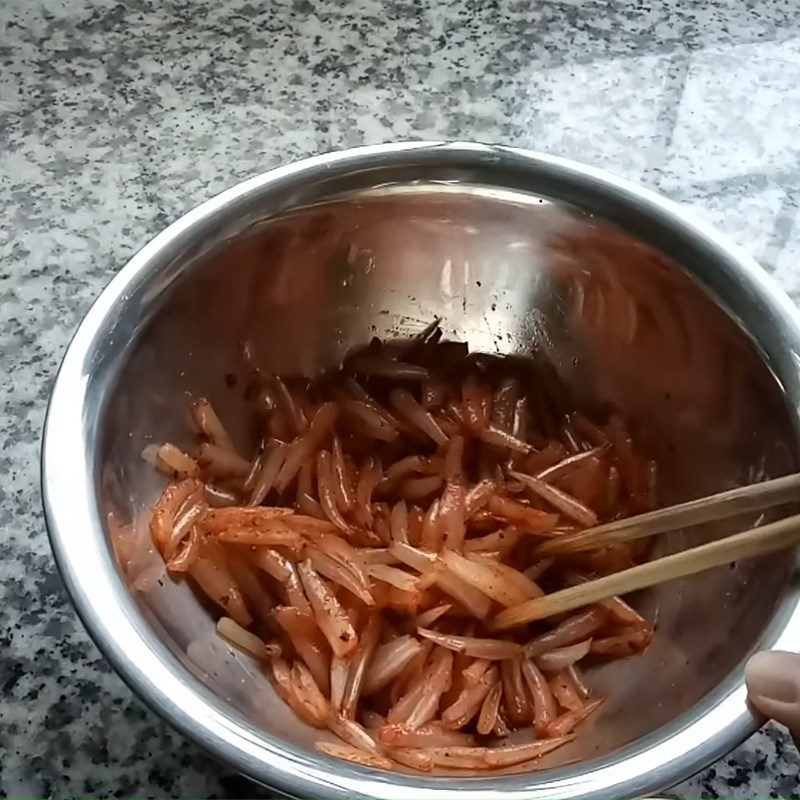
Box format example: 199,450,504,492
492,472,800,630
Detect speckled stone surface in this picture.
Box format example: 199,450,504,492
3,0,800,796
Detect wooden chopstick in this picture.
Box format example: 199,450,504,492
536,471,800,556
492,511,800,629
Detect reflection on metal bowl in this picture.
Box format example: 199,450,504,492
43,142,800,799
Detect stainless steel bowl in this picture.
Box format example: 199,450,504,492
42,142,800,799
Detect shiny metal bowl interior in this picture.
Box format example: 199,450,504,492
43,143,800,800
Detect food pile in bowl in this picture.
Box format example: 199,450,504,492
145,320,657,773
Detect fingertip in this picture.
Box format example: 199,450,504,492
746,650,800,705
746,650,800,737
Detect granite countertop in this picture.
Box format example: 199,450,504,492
3,0,800,796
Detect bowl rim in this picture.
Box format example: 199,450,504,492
42,141,800,800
